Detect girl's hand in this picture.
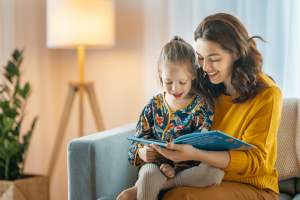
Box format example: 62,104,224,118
138,146,157,162
160,164,175,178
150,143,196,163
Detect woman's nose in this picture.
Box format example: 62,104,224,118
202,60,208,71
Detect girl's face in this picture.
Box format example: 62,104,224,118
196,39,239,87
161,62,194,101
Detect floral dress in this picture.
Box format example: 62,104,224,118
128,92,214,168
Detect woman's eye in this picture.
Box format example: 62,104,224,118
165,81,172,84
180,82,187,85
198,57,204,60
211,59,219,62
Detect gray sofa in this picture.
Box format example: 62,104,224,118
68,99,300,200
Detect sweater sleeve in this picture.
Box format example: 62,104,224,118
224,87,282,175
127,101,155,167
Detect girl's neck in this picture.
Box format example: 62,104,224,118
164,92,194,111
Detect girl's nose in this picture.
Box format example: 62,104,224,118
172,83,181,92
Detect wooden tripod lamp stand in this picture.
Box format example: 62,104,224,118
46,0,115,179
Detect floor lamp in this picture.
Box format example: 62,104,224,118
46,0,115,179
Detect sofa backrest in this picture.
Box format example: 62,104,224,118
275,98,300,181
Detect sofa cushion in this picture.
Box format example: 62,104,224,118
293,193,300,200
275,99,300,181
279,178,297,197
98,194,118,200
278,193,293,200
297,178,300,194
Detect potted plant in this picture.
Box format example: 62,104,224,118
0,49,48,200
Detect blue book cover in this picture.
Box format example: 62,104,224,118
127,130,256,151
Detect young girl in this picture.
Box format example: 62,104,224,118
117,36,224,200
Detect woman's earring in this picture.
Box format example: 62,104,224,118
203,72,206,78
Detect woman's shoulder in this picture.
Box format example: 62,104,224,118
255,74,282,103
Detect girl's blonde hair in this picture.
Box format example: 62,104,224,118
157,36,212,105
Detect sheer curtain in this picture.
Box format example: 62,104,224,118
144,0,300,99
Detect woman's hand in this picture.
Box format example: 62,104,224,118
160,164,175,178
138,146,157,162
152,143,231,169
150,143,196,163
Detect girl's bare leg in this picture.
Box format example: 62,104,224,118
117,186,138,200
161,178,176,191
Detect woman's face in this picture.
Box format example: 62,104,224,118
196,39,239,86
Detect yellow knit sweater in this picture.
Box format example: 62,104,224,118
210,74,282,194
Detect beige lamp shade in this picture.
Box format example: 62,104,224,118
46,0,115,49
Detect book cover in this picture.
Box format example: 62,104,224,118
127,130,256,151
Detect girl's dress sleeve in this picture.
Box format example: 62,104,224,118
127,101,155,167
194,99,214,132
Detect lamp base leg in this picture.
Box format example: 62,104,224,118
48,81,104,180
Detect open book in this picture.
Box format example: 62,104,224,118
127,130,256,151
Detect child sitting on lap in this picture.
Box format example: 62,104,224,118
117,36,225,200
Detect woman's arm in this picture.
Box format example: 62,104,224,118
151,143,230,169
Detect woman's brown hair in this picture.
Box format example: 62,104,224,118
157,36,212,105
194,13,270,103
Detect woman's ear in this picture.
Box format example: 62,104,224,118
235,53,241,61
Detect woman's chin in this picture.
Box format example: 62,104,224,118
209,79,223,84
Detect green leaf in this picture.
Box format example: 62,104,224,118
17,83,30,99
0,160,5,168
4,119,14,132
31,117,37,130
4,72,13,83
3,139,10,150
0,146,6,159
12,50,21,62
0,103,19,119
13,98,22,108
9,141,19,155
6,61,19,76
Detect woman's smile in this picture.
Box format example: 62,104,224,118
207,71,219,78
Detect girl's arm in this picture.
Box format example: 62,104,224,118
151,143,230,169
128,102,155,167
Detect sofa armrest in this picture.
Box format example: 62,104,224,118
68,123,139,200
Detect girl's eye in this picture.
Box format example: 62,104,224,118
198,57,204,60
165,81,172,84
180,82,187,85
211,59,219,62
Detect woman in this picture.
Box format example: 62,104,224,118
151,13,282,200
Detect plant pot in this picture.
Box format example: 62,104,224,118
0,175,48,200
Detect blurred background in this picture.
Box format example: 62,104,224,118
0,0,299,199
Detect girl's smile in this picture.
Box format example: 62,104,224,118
172,93,183,98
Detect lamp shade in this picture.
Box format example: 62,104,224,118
46,0,115,49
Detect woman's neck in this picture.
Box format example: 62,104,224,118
224,78,236,96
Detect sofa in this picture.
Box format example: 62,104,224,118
68,98,300,200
